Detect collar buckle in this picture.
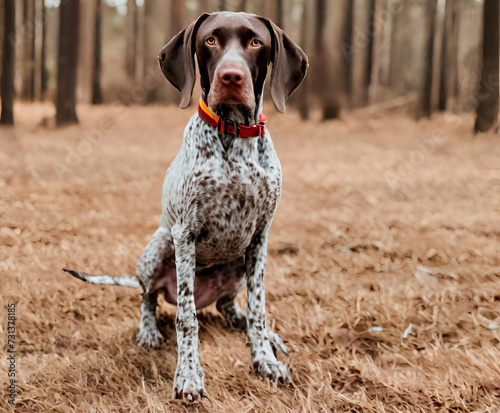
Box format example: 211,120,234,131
218,118,239,137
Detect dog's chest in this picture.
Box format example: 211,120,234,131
194,157,280,263
163,115,282,265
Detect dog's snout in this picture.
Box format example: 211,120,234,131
209,56,254,110
218,68,245,86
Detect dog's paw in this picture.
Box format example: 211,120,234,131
253,352,290,384
268,331,288,355
136,327,163,349
229,314,247,331
173,368,205,403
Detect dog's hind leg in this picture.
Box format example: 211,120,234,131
137,291,163,348
211,258,246,330
136,226,174,349
216,294,287,355
216,294,246,330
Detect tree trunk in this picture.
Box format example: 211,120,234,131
165,0,185,104
143,0,157,103
388,0,408,95
92,0,103,104
21,0,35,101
0,1,3,69
76,0,92,103
439,0,459,111
297,0,311,120
368,0,385,103
1,0,16,125
276,0,283,28
28,0,35,101
350,0,372,108
365,0,375,98
342,0,354,107
56,0,80,125
474,0,499,133
21,0,28,99
422,0,438,116
429,0,445,113
126,0,138,80
40,0,47,98
309,0,340,120
171,0,184,36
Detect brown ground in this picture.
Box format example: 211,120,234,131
1,103,499,413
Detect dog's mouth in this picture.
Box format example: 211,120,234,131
207,88,255,113
215,103,255,125
211,99,253,112
219,93,245,106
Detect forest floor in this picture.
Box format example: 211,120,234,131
1,102,499,413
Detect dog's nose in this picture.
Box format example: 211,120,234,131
218,68,245,86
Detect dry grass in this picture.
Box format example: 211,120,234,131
1,102,499,412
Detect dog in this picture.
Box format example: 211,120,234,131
64,11,308,402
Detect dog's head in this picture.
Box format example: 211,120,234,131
158,12,308,114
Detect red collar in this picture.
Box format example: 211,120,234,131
198,99,267,138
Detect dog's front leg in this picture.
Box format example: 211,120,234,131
246,229,290,384
171,224,204,402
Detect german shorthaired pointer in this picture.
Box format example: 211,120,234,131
64,11,307,403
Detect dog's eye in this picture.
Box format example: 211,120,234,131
250,39,261,47
206,37,216,45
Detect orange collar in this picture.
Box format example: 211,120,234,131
198,99,267,138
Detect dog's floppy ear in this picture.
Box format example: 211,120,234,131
158,13,210,109
258,17,308,112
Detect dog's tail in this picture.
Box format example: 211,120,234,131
63,268,142,291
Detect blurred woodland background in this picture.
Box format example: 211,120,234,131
0,0,499,131
1,3,500,411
